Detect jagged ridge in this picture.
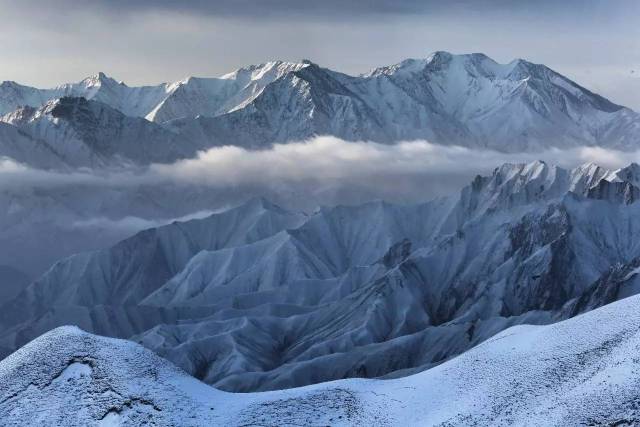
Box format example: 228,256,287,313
1,52,639,157
4,161,640,392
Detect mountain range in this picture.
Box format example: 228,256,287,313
6,50,639,283
1,52,639,169
4,160,640,393
3,52,640,424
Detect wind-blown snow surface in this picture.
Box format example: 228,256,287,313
1,52,640,167
4,293,640,426
5,161,640,392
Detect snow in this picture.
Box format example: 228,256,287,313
4,161,640,394
51,361,92,385
623,266,640,281
0,49,639,405
0,61,311,125
1,52,638,156
4,292,640,425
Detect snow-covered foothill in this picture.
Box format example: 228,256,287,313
3,291,640,425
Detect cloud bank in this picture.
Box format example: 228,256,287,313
2,137,639,277
69,210,218,234
1,137,639,209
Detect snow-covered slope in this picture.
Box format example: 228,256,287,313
2,53,639,153
168,54,640,150
360,52,640,150
5,161,640,392
0,121,68,169
4,292,640,426
0,62,309,123
0,185,281,296
2,97,202,167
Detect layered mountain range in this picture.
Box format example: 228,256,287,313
3,52,640,424
1,52,639,169
4,160,640,392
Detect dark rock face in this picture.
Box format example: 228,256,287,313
587,180,640,205
381,238,412,268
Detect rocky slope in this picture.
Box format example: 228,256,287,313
1,97,201,167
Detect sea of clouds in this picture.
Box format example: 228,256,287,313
0,137,635,207
1,136,639,277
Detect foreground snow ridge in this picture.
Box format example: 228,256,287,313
3,294,640,426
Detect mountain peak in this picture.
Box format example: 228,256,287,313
220,60,311,81
612,163,640,186
426,50,454,62
0,80,21,89
80,72,118,88
369,51,522,80
0,53,637,150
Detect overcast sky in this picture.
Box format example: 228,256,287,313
1,0,638,109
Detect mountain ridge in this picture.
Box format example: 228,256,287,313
1,52,639,157
5,161,640,392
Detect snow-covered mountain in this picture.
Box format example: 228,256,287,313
1,97,203,167
0,121,68,169
0,63,310,122
4,161,640,392
1,52,639,155
4,291,640,426
0,182,239,284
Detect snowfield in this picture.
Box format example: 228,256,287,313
3,292,640,426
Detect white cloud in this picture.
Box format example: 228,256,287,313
2,138,640,277
69,210,218,233
2,138,638,208
146,138,640,205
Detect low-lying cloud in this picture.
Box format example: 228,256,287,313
2,137,640,209
69,210,218,233
3,137,640,277
150,138,639,202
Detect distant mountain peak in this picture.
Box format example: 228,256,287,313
79,71,116,87
0,80,21,88
220,60,311,81
426,50,454,61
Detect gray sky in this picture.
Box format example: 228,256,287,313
1,0,639,109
